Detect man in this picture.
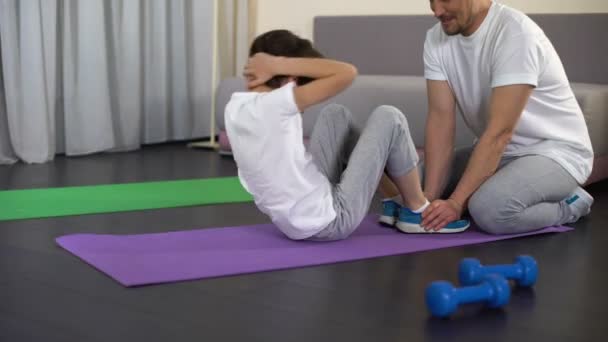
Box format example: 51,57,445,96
418,0,594,233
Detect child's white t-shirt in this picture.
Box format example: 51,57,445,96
424,1,593,184
224,82,336,240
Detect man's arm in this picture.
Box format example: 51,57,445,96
422,84,534,230
449,84,533,205
423,80,457,201
245,53,357,112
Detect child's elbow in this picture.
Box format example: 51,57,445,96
340,64,358,85
347,64,358,79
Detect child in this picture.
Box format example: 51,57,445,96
225,30,469,240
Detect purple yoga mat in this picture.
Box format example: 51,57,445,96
56,215,572,287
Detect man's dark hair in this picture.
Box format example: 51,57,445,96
249,29,324,88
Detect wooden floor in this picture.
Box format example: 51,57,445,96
1,143,606,342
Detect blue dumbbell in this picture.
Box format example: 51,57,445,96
459,255,538,287
426,274,511,318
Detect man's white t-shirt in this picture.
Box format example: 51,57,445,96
224,82,336,240
424,1,593,184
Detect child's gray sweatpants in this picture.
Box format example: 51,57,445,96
309,104,419,241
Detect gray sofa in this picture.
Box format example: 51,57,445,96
215,13,608,185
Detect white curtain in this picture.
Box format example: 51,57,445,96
218,0,250,79
0,0,215,164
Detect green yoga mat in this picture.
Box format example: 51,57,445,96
0,177,252,221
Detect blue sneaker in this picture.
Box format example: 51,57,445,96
395,207,470,233
379,199,401,226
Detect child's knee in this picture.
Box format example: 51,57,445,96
320,104,351,120
370,105,410,131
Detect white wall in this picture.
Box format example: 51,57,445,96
254,0,608,40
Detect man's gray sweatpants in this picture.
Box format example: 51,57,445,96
443,147,579,234
309,104,419,241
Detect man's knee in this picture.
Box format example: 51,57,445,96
468,186,522,235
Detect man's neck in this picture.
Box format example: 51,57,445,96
462,0,492,37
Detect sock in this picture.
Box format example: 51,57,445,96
411,200,430,214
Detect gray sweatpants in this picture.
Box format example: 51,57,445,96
443,147,579,234
309,104,419,241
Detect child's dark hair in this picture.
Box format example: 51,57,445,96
249,30,324,88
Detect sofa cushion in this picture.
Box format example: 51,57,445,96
215,75,608,185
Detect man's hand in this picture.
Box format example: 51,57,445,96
243,53,278,88
421,198,464,231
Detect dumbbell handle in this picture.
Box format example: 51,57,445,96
456,281,495,304
481,264,523,279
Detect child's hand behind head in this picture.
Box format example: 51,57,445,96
244,53,277,89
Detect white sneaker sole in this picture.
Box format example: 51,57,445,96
395,221,469,234
378,215,396,226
